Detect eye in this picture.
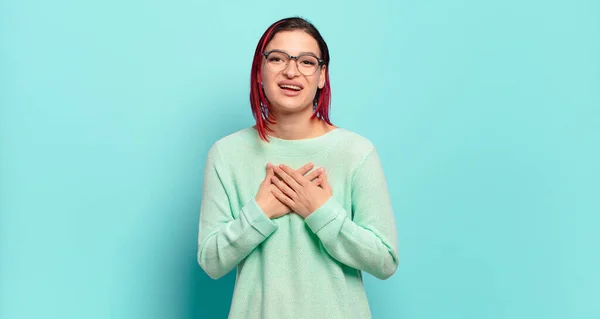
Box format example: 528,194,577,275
298,56,318,67
266,51,289,64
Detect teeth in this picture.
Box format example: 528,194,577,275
280,85,302,91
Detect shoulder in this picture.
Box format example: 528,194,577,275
210,127,254,151
334,128,377,161
205,127,254,162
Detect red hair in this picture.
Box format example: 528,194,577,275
249,17,332,141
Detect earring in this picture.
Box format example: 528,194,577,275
260,101,269,119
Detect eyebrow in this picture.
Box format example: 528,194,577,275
268,49,320,57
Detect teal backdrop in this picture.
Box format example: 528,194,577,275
1,0,599,318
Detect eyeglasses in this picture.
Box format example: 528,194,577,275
262,50,325,76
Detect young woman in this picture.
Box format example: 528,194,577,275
198,17,399,319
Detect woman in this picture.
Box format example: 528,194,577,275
197,17,399,319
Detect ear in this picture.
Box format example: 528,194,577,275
318,65,327,89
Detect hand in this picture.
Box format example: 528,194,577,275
256,162,324,219
271,164,333,219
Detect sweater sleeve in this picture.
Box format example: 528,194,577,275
304,147,399,279
197,144,278,279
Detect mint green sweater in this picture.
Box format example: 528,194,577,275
197,127,399,319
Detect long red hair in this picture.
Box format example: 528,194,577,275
249,17,332,141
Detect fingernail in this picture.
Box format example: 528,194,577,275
266,163,272,168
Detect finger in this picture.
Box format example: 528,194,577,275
274,165,302,191
266,163,275,176
271,186,294,208
278,164,307,187
295,162,314,176
262,163,275,185
271,176,297,200
321,170,332,193
305,167,324,182
261,164,270,185
266,163,276,178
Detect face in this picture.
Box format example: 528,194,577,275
261,30,327,115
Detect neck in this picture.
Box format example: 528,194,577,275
268,107,333,140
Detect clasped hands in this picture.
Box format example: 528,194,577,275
255,162,332,219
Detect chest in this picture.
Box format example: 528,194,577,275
222,157,354,218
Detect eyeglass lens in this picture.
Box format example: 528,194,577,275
265,51,319,75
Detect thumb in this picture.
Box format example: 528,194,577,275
263,163,275,184
321,170,332,193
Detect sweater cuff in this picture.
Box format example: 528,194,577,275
242,199,278,237
304,196,342,234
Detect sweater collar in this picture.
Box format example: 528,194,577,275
240,127,344,157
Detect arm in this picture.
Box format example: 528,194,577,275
197,144,277,279
304,148,399,279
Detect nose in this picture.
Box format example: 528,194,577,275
282,58,300,78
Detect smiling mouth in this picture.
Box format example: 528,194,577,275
279,84,302,91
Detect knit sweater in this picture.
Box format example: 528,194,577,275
197,126,399,319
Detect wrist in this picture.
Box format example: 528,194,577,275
256,198,274,219
313,195,331,213
303,200,326,219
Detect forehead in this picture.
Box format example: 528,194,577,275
265,30,321,56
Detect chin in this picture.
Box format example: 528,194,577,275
270,100,312,114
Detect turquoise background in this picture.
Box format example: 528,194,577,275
1,0,599,318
